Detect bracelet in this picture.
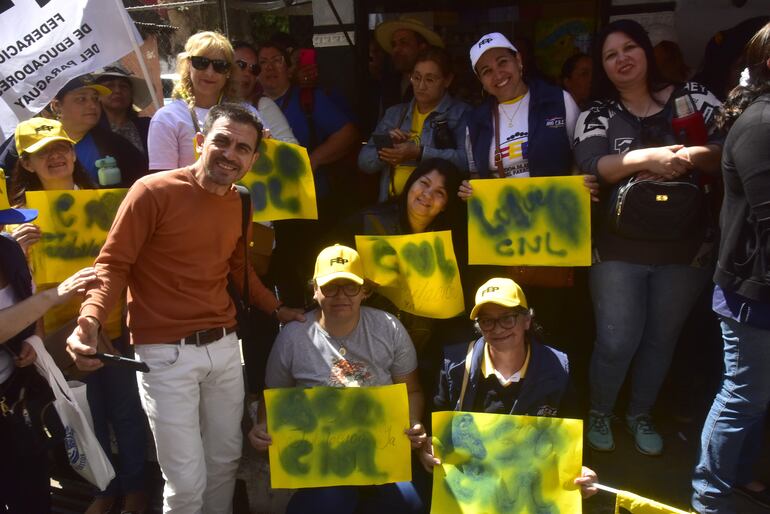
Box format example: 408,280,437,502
271,304,284,319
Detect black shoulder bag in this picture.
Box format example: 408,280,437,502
228,186,280,393
607,97,707,241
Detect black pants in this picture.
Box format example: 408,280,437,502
0,367,57,513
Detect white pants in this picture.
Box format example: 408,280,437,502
135,332,244,514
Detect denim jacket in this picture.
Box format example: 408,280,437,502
358,93,470,200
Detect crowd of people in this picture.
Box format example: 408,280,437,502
0,12,768,514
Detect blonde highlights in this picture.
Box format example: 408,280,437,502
172,31,239,105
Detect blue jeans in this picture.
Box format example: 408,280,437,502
692,318,770,514
589,261,708,415
86,342,147,496
286,482,424,514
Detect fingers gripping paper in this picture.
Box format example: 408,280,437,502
239,138,317,222
26,189,127,284
431,411,583,514
467,176,591,266
265,384,412,489
355,231,464,319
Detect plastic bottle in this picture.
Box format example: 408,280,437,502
95,156,121,187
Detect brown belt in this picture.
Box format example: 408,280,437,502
166,326,237,346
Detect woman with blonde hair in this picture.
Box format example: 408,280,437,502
148,31,260,171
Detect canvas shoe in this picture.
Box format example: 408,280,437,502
627,414,663,456
587,411,615,451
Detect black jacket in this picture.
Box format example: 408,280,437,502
714,94,770,302
0,233,35,355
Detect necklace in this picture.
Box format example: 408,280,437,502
499,94,526,128
332,337,347,356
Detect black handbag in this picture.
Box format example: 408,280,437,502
609,175,705,241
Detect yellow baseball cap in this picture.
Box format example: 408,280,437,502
15,118,75,156
313,244,365,287
470,277,528,320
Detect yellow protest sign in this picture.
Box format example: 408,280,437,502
355,231,464,319
239,138,317,222
431,411,583,514
0,169,9,209
615,490,693,514
26,189,127,284
467,176,591,266
265,383,411,489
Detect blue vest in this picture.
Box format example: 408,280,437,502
467,79,573,178
0,233,35,354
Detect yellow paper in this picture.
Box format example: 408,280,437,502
265,383,412,489
431,411,583,514
467,176,591,266
238,138,318,222
26,189,127,284
0,169,9,209
355,231,464,319
615,490,693,514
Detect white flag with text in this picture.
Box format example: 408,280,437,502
0,0,140,137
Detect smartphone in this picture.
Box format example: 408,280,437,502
373,133,393,150
92,352,150,373
298,48,316,68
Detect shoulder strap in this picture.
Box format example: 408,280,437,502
456,339,477,411
234,184,251,305
492,102,506,178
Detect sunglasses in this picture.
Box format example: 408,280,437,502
189,56,231,74
235,59,260,76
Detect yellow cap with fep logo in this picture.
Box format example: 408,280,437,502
470,277,528,320
313,244,365,287
15,118,75,156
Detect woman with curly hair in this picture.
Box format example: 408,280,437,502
148,31,260,171
692,21,770,514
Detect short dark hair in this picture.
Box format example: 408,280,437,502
560,52,590,81
232,40,258,55
203,103,264,152
414,45,453,76
257,42,291,65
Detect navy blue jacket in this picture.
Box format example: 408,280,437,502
466,79,572,178
434,336,578,418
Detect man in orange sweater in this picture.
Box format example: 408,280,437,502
66,103,304,513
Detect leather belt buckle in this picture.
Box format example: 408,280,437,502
188,327,225,346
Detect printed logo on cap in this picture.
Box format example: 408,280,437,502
478,37,494,47
330,257,348,265
482,286,500,295
34,124,56,133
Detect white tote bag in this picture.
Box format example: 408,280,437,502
27,336,116,490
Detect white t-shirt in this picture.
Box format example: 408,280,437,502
147,99,265,171
467,90,580,177
257,96,298,145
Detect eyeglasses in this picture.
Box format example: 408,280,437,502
409,73,441,87
258,56,286,68
235,59,260,76
477,313,519,331
320,283,363,297
190,56,231,74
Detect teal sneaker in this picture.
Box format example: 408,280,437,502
626,414,663,456
587,411,615,451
